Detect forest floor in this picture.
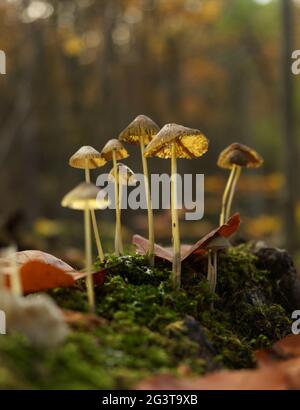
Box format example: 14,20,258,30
0,244,299,389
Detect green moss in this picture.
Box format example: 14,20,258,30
0,245,293,389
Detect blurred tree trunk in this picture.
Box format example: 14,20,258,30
281,0,298,254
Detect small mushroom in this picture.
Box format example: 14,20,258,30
204,236,230,302
101,139,129,256
119,115,160,266
218,143,263,225
0,245,22,296
61,182,109,312
144,123,209,289
69,146,107,262
108,163,137,187
108,164,136,232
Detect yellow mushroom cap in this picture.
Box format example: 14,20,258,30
119,114,160,145
61,182,110,210
217,143,263,169
69,146,106,169
101,139,129,161
144,123,209,159
108,163,137,186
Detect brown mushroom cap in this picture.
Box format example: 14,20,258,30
217,143,263,169
119,114,160,145
101,139,129,161
69,146,106,169
144,123,209,159
204,235,231,250
61,182,109,210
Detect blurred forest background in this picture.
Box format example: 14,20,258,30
0,0,300,268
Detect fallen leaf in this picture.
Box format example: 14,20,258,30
62,309,107,329
133,213,241,265
132,236,173,263
135,368,288,390
181,213,240,263
136,333,300,390
256,334,300,366
1,250,105,294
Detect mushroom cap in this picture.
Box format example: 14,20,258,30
119,114,160,145
101,139,129,161
69,146,106,169
204,235,231,250
144,123,209,159
108,163,137,186
217,143,263,169
61,182,109,210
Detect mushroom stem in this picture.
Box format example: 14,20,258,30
207,250,213,287
84,164,104,262
139,137,155,267
10,248,22,297
84,206,95,312
112,151,123,255
225,165,241,221
171,142,181,290
212,250,218,294
219,165,236,225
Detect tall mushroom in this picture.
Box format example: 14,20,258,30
119,115,160,266
218,143,263,225
144,123,209,290
61,182,109,312
69,146,107,262
101,139,129,256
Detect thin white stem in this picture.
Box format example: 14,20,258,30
207,250,212,285
212,250,218,294
85,160,91,183
84,206,95,312
113,151,123,255
140,137,154,266
225,165,241,221
171,143,181,290
91,211,104,262
10,248,22,296
84,165,104,262
220,166,236,225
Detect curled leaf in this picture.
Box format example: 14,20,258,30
132,213,241,265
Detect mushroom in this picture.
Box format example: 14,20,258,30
0,245,22,296
119,115,160,266
204,236,230,299
218,143,263,225
144,123,209,289
61,182,109,312
108,163,137,232
69,146,107,262
101,139,129,256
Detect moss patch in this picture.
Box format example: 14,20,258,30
0,245,293,389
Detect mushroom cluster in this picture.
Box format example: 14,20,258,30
62,116,263,309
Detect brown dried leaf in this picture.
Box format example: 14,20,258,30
132,213,241,265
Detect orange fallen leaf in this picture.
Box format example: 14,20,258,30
1,250,105,294
136,333,300,390
256,334,300,366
